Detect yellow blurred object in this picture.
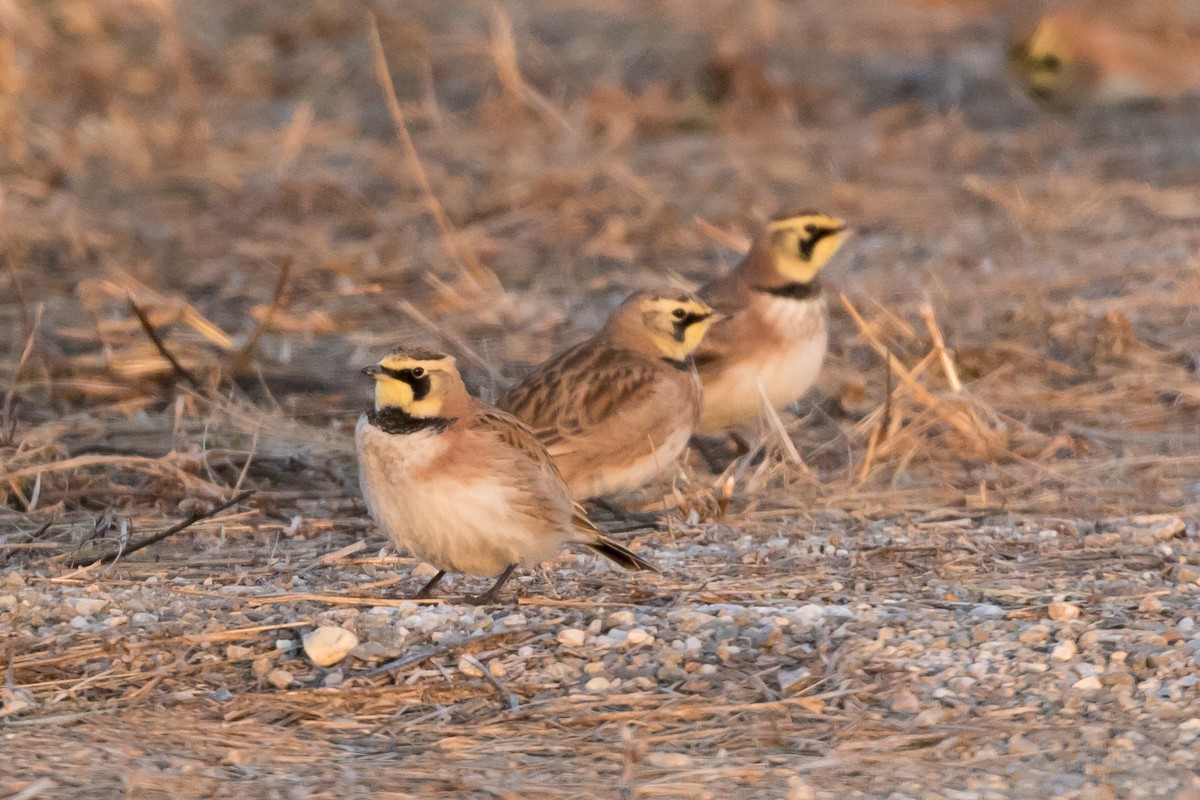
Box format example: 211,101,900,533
1010,10,1200,110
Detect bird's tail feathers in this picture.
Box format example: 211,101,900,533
585,534,658,573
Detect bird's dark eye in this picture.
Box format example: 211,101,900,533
672,308,687,320
410,366,425,378
1040,54,1062,72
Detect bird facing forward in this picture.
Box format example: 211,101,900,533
500,290,722,499
355,347,656,603
693,212,850,434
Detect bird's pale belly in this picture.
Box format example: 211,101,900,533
699,307,828,432
355,416,563,575
384,478,561,575
564,423,693,498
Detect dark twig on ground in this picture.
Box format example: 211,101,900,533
128,295,202,391
63,489,256,568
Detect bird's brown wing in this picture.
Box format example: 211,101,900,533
472,403,567,483
500,344,662,449
472,402,610,539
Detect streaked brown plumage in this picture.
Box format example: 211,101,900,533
501,291,721,499
356,347,655,603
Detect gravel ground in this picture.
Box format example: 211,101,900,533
3,0,1200,797
5,510,1200,797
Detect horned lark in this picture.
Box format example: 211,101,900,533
693,212,849,434
356,347,656,603
1010,11,1200,110
500,291,722,499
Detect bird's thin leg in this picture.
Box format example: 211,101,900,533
466,564,518,605
413,569,447,599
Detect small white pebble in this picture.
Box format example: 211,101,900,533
584,676,611,692
488,661,506,678
131,612,158,625
1047,601,1081,622
498,613,527,628
626,628,653,646
557,628,587,647
607,610,636,627
517,646,534,658
302,626,358,667
69,615,89,629
1072,676,1103,692
684,636,702,652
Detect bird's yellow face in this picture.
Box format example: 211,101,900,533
767,213,849,283
638,294,723,361
361,349,459,416
1010,19,1084,110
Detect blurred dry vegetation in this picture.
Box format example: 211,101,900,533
2,0,1200,797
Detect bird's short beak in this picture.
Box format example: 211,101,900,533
706,311,729,323
361,364,381,378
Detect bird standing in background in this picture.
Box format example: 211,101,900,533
501,291,722,500
693,212,850,436
356,347,656,604
1010,10,1200,111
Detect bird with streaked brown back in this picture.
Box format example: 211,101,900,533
500,291,722,500
356,347,656,604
